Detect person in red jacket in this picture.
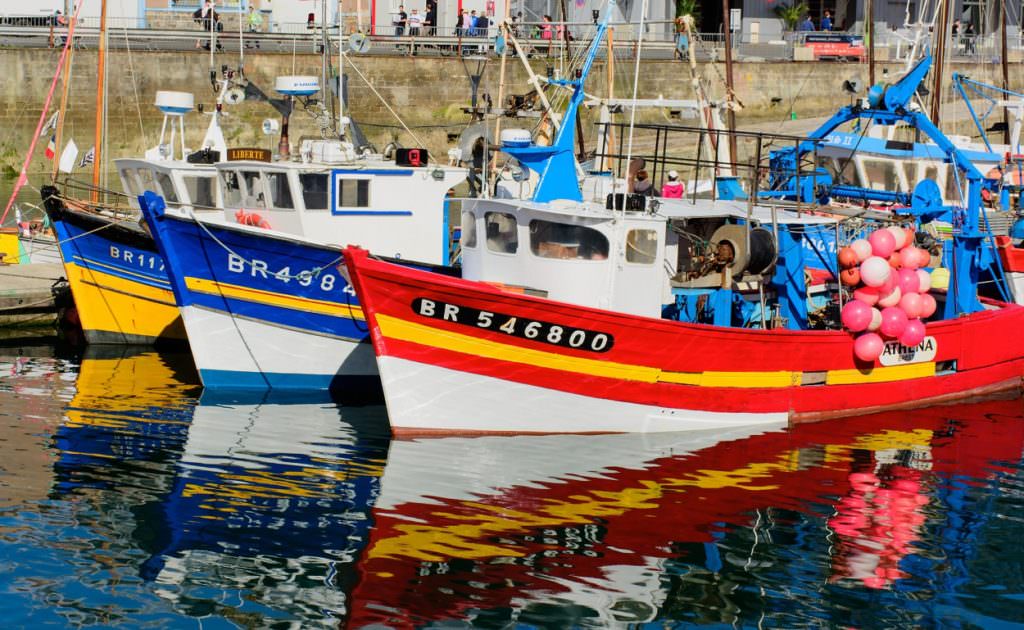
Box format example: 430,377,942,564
662,170,684,198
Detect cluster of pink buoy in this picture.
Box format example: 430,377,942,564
838,226,937,362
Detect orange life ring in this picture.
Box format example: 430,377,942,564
234,209,271,230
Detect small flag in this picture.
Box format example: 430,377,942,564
40,111,59,138
78,146,94,169
58,139,78,174
44,134,56,160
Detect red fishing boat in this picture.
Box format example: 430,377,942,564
343,13,1024,436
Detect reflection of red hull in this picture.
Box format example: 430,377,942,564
346,397,1024,627
344,248,1024,435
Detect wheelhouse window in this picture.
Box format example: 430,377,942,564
484,211,518,254
135,168,158,196
862,159,900,192
155,172,179,204
529,219,609,260
119,169,139,196
336,178,370,208
299,172,329,210
625,229,658,264
265,171,294,209
221,170,243,207
241,171,266,208
461,211,477,248
183,175,215,208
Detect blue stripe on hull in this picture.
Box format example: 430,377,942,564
51,218,170,290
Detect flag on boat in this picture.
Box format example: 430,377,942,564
79,146,94,169
58,139,78,174
39,111,59,138
44,135,56,160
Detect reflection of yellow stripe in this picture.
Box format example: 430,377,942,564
369,428,935,562
825,362,936,385
185,277,365,320
378,313,937,388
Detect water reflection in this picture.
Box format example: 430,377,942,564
10,349,1024,627
355,399,1024,628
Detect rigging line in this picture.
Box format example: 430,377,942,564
625,0,649,169
122,25,146,151
341,51,435,162
184,207,344,280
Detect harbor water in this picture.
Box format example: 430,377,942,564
1,346,1024,628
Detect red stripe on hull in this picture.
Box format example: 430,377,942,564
344,249,1024,419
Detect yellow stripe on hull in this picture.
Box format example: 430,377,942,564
377,313,935,389
184,276,365,320
825,362,936,385
65,262,185,343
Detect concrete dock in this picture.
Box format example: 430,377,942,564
0,263,70,329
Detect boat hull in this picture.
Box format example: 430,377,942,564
46,204,185,345
143,199,396,394
344,248,1024,435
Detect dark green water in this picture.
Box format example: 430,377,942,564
1,345,1024,628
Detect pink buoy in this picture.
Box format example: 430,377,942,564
854,332,885,362
879,306,909,338
918,247,932,268
869,229,897,258
920,293,937,318
916,269,931,293
899,319,927,347
860,256,892,287
897,268,920,295
886,225,908,249
878,285,902,308
905,226,916,247
841,300,874,332
853,286,880,306
850,238,872,262
899,292,923,319
868,307,883,331
900,247,922,270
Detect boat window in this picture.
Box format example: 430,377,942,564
299,172,329,210
155,172,179,204
529,219,609,261
945,165,964,202
337,178,370,208
484,212,518,254
119,169,139,196
135,168,158,195
265,171,294,210
221,171,243,207
183,175,216,208
626,229,658,264
241,171,266,208
862,159,900,192
461,211,477,248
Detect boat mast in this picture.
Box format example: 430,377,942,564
490,0,512,192
1001,0,1010,145
866,0,875,86
930,0,949,124
52,12,78,182
91,0,107,203
721,0,737,173
338,0,345,135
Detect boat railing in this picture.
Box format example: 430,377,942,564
591,120,825,209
